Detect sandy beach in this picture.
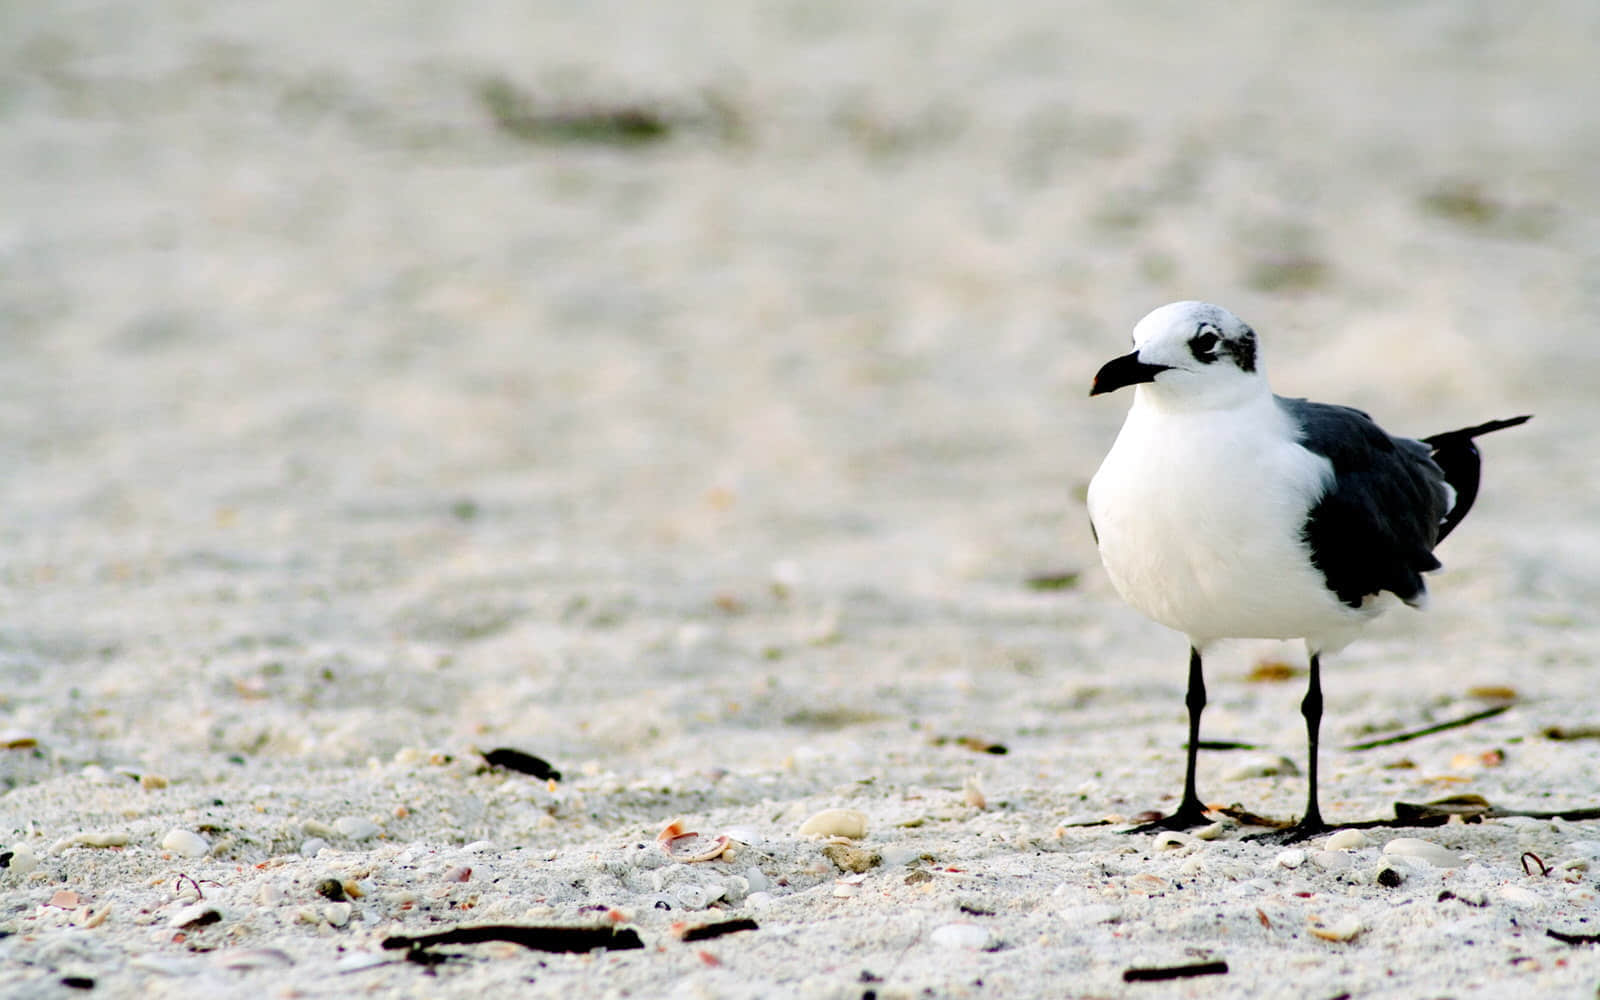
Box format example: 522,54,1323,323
4,2,1600,996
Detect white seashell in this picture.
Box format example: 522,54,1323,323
1193,821,1230,841
930,923,994,950
1324,829,1368,851
1307,915,1363,941
1497,885,1542,907
797,808,868,840
1382,837,1463,868
334,816,380,840
1276,849,1307,869
131,955,205,976
160,829,210,859
333,952,393,973
323,902,353,927
214,949,294,971
743,891,777,909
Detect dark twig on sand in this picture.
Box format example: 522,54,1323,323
382,924,643,955
1122,960,1229,982
677,918,759,942
1344,705,1509,751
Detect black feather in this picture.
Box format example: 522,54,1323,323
1278,398,1448,609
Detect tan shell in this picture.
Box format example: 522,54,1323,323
797,808,868,839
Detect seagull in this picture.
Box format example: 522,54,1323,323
1086,301,1529,840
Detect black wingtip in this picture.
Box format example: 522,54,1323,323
1421,414,1531,447
1425,414,1530,544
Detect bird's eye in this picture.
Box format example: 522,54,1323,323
1188,328,1220,362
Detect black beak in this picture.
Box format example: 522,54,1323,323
1090,351,1171,396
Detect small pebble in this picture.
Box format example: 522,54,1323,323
797,808,868,840
323,902,353,927
1276,849,1307,869
1193,821,1230,841
5,846,39,875
743,867,770,893
1382,837,1463,868
1223,756,1300,780
160,829,210,859
333,816,380,840
314,878,347,901
930,923,994,950
821,844,881,873
140,773,169,791
1376,867,1405,888
1311,851,1352,872
674,883,717,909
51,831,131,853
1324,829,1368,851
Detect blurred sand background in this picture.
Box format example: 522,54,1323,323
3,2,1600,997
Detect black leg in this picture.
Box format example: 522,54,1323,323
1295,652,1327,835
1245,652,1330,844
1127,646,1213,833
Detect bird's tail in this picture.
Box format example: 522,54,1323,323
1422,415,1531,542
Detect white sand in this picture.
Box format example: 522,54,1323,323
4,2,1600,996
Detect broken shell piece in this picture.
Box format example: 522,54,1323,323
797,808,868,840
657,817,691,842
963,776,987,810
664,834,731,863
1152,832,1201,855
1308,915,1363,942
169,902,222,929
657,820,732,863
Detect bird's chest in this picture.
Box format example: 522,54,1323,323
1087,409,1337,640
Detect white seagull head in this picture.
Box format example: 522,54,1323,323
1091,301,1267,409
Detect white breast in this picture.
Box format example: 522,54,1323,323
1087,392,1377,649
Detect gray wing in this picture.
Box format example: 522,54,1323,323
1276,396,1451,609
